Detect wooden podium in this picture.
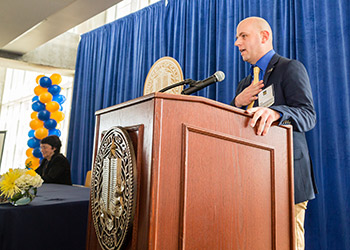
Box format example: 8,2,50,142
87,92,295,250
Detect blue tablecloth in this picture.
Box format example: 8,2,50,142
0,184,90,250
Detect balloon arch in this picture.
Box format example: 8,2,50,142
25,74,66,170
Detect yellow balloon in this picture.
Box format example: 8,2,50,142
34,85,48,96
36,75,45,84
34,127,49,140
26,169,37,176
30,162,40,170
25,157,40,169
30,119,44,130
25,157,32,167
50,73,62,85
51,111,65,122
26,148,33,157
46,101,60,112
30,111,38,119
39,92,53,103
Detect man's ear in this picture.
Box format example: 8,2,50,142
260,30,270,43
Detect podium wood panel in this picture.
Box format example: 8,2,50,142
180,125,276,249
88,92,294,250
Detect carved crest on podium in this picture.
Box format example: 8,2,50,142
91,127,137,250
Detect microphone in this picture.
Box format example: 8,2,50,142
181,71,225,95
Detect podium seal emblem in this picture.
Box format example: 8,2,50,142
91,127,137,250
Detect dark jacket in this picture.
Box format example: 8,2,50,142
36,153,72,185
232,53,317,204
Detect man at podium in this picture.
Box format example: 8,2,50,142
232,16,317,250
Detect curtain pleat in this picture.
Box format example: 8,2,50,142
68,0,350,249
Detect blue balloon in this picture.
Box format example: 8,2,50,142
53,94,66,104
32,96,39,102
32,147,43,158
60,95,66,104
27,137,40,148
39,76,52,88
48,85,61,96
38,110,51,121
28,130,35,138
59,105,63,111
44,119,57,129
48,129,61,137
32,101,45,112
52,95,59,102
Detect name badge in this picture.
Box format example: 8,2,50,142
258,85,275,107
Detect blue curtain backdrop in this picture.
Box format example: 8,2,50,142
68,0,350,249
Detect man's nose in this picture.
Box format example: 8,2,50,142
234,38,240,47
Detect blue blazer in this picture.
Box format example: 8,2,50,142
232,53,317,204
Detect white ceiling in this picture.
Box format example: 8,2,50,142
0,0,122,55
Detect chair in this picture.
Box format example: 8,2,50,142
84,170,92,188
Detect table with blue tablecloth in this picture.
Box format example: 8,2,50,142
0,183,90,250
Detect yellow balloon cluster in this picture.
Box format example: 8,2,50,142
25,73,65,170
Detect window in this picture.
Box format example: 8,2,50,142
0,68,73,174
0,0,160,174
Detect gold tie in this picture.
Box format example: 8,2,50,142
247,66,260,109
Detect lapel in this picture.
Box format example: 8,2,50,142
263,53,280,85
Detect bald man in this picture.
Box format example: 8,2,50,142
231,17,317,250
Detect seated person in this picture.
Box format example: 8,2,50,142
35,135,72,185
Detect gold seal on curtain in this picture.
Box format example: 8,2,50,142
143,56,184,95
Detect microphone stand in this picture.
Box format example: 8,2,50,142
158,79,197,93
